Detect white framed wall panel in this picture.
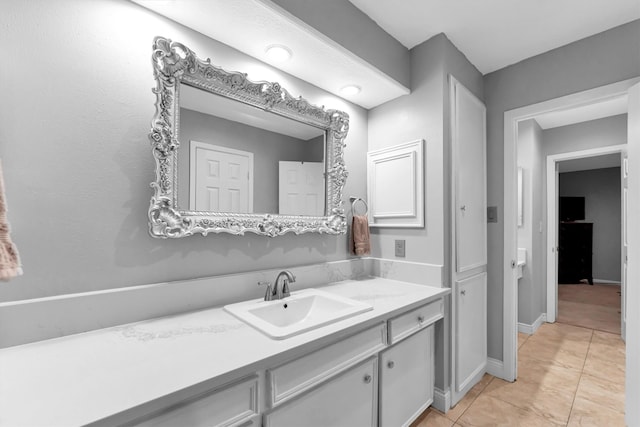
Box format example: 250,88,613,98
367,140,424,228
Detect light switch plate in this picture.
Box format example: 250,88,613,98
487,206,498,223
395,240,406,257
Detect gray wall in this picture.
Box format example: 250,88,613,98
367,32,483,396
270,0,410,88
178,108,323,213
0,0,368,303
483,20,640,360
517,119,545,326
559,168,622,282
542,114,628,156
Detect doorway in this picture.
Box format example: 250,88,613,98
502,77,639,384
547,149,626,337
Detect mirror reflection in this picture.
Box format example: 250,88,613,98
177,84,326,216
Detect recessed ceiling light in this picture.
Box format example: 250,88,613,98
340,85,361,96
265,45,292,63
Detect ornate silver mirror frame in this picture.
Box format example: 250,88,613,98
148,37,349,238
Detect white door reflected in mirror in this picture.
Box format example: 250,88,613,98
279,161,325,216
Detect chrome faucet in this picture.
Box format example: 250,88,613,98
258,270,296,301
274,270,296,300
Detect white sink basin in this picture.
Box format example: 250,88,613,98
224,288,373,339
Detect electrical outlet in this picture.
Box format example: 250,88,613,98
395,240,406,257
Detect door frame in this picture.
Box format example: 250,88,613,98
546,145,626,323
502,77,639,382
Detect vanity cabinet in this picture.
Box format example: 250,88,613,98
121,294,444,427
379,326,434,427
130,375,259,427
264,357,378,427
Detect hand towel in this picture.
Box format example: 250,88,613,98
0,159,22,281
350,214,371,256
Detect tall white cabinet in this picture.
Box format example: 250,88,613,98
449,76,488,406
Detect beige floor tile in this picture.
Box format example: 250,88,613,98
558,300,621,334
587,340,625,367
443,374,494,421
524,329,591,355
518,337,588,370
567,396,626,427
517,354,582,391
575,373,625,413
518,332,530,349
583,353,625,385
445,389,479,422
470,373,494,393
457,394,551,427
483,378,573,425
411,409,455,427
533,322,593,344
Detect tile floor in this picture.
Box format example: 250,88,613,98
411,322,626,427
557,283,621,334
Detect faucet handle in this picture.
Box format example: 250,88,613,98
258,281,273,301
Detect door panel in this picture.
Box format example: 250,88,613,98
278,161,324,216
453,83,487,273
454,273,487,392
190,141,253,213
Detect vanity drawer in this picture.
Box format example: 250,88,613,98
267,322,386,407
388,299,444,344
130,375,259,427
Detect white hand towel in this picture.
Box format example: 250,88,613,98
0,159,22,281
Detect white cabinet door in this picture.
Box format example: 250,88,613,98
379,327,434,427
455,273,487,393
264,357,378,427
452,79,487,273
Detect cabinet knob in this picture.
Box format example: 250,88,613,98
417,315,425,324
387,361,395,369
363,374,372,384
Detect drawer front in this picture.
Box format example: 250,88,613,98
132,375,259,427
267,322,386,407
388,299,443,344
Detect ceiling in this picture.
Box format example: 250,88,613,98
534,94,628,130
181,85,323,140
348,0,640,74
133,0,638,109
558,153,621,173
131,0,409,109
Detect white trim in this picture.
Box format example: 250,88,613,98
517,313,547,335
592,279,622,284
546,144,626,323
432,387,450,413
486,357,504,378
502,77,640,384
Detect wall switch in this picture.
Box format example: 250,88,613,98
487,206,498,223
395,240,406,257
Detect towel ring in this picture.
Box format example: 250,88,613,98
349,197,368,216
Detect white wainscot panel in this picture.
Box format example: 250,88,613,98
367,140,424,228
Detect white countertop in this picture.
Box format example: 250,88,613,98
0,278,448,426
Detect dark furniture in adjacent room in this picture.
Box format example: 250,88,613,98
558,222,593,285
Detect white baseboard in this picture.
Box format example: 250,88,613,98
518,313,547,335
432,387,450,413
592,279,621,285
486,357,504,378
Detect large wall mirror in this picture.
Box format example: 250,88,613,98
148,37,350,237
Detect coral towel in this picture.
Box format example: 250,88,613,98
350,214,371,256
0,159,22,281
